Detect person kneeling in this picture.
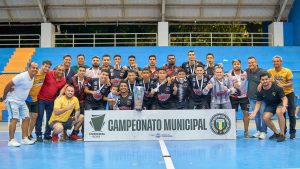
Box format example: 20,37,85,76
249,72,287,142
48,85,84,143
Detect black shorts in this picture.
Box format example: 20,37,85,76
25,101,38,113
85,102,105,110
264,103,283,114
188,99,209,109
230,97,249,112
49,119,73,130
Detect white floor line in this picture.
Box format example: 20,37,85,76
159,139,175,169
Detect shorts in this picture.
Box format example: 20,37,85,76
49,119,73,130
80,105,85,115
5,100,29,119
264,103,283,114
230,97,250,112
211,102,232,109
85,102,105,110
188,99,209,109
26,101,38,113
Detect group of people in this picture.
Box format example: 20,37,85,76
1,50,298,147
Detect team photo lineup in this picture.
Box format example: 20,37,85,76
1,50,297,146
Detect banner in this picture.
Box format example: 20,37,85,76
84,109,236,141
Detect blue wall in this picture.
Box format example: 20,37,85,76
288,0,300,46
31,46,300,94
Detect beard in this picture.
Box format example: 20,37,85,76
92,63,99,68
168,62,175,66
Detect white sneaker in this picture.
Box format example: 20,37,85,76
259,132,267,140
8,139,21,147
21,137,35,145
252,131,261,138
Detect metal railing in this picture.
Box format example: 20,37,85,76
55,33,157,47
0,34,40,48
169,32,273,46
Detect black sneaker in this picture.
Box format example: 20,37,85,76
290,133,296,139
28,135,37,142
269,133,280,140
277,135,286,142
36,136,43,142
44,135,52,141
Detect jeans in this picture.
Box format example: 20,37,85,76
35,99,54,137
249,99,267,133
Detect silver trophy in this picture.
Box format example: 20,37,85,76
133,86,144,111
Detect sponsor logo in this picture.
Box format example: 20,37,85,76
89,114,105,132
210,113,231,135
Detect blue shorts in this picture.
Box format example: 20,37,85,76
5,100,29,119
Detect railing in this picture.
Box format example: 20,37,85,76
169,32,273,46
55,33,157,47
0,34,40,48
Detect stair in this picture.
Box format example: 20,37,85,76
3,48,35,72
0,48,35,121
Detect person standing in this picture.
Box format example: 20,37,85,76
71,54,89,73
181,50,204,76
203,67,235,109
268,55,296,139
246,56,267,139
1,62,38,147
26,60,52,141
227,59,250,138
85,56,101,78
35,64,66,142
187,65,210,109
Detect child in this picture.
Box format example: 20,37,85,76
107,85,119,110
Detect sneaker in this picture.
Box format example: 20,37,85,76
252,131,261,138
259,132,267,140
277,134,286,142
28,135,37,142
60,133,69,141
52,134,59,143
69,134,83,141
36,136,43,142
290,133,296,139
244,131,251,138
8,139,21,147
269,133,280,140
44,135,52,141
21,137,35,145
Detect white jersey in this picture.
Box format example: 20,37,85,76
6,71,34,102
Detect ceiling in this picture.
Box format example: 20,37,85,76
0,0,295,23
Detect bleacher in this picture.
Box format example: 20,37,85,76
1,46,300,121
0,48,15,72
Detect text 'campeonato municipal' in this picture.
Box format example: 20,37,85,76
107,119,207,131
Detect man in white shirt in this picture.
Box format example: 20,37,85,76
0,62,38,147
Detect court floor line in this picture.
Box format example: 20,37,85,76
159,139,175,169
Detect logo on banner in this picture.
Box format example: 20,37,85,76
210,113,231,135
89,114,106,131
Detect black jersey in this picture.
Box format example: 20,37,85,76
85,78,110,106
188,74,210,102
153,81,174,109
109,67,127,86
181,60,204,75
257,83,285,107
117,93,134,110
173,78,189,103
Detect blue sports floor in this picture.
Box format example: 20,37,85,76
0,130,299,169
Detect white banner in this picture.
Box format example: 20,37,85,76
84,109,236,141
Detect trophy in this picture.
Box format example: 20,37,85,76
133,86,144,111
